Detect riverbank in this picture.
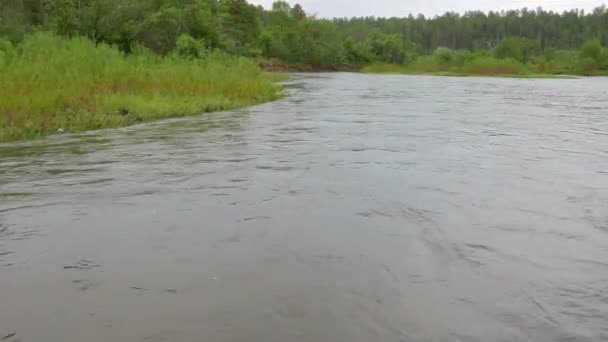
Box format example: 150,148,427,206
258,59,357,73
360,63,577,78
259,60,589,79
0,34,284,142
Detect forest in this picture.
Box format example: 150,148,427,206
2,0,608,73
1,0,608,140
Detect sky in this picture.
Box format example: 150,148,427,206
249,0,605,18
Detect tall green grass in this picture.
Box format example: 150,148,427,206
360,47,605,78
0,33,283,142
362,56,532,77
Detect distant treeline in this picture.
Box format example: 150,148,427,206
1,0,608,69
334,7,608,53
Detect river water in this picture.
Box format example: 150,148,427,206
1,73,608,342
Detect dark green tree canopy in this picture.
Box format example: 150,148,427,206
2,1,608,68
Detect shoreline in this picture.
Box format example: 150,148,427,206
259,62,591,79
2,50,599,143
0,35,286,143
361,70,580,79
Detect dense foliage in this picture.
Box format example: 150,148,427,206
1,0,608,72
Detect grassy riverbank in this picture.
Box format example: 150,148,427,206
0,34,283,142
360,44,608,78
360,63,579,78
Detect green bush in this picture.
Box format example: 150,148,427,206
494,37,540,63
343,37,372,65
0,38,15,69
600,48,608,70
175,34,207,59
407,56,440,72
462,57,526,75
453,50,475,67
574,56,600,74
433,47,455,66
580,40,602,62
495,37,523,61
544,48,557,61
363,53,528,76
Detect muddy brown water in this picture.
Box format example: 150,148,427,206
1,73,608,342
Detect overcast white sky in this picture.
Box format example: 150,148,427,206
249,0,606,18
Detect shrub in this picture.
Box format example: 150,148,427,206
579,40,602,62
433,47,455,66
462,57,526,75
495,38,523,61
175,34,207,59
343,37,372,65
544,48,557,61
574,56,600,74
0,38,15,69
600,48,608,70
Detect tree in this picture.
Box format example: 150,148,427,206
175,34,207,59
434,47,455,65
290,4,306,21
182,0,221,49
343,36,371,65
218,0,260,55
365,31,408,64
580,40,602,62
494,37,523,61
288,19,342,67
268,1,291,28
3,0,608,70
271,0,290,13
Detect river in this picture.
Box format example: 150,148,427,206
1,73,608,342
